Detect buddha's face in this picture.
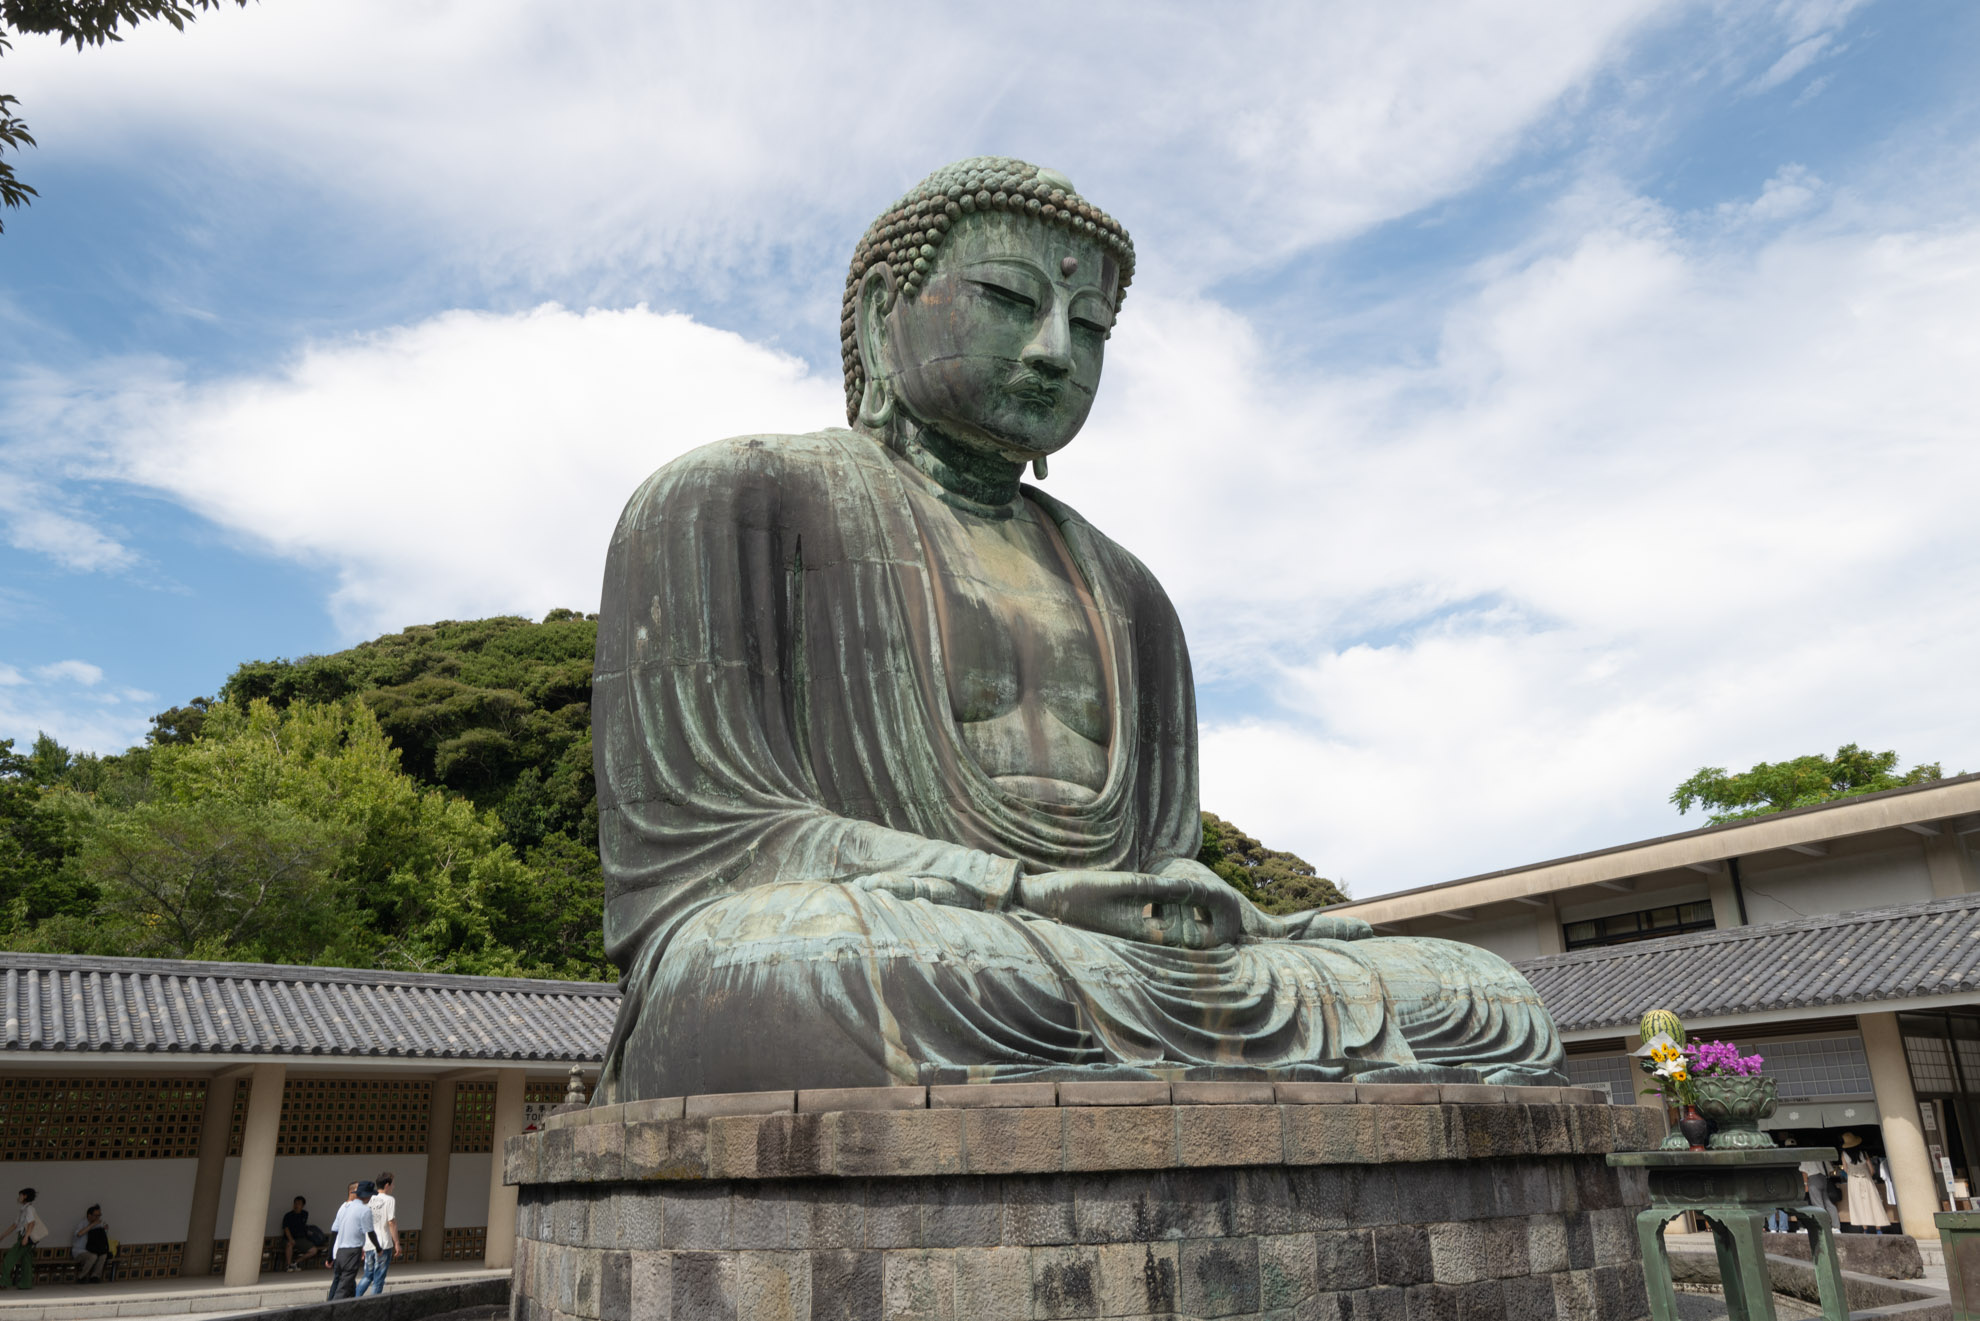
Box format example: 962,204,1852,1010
866,211,1119,460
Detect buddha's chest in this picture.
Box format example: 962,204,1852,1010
907,493,1113,797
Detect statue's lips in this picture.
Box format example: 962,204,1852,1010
1007,384,1063,408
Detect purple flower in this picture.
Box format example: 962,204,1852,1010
1683,1040,1764,1077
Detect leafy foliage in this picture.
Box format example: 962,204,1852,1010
1196,811,1347,913
221,612,598,852
1670,743,1950,825
9,696,607,976
1,0,250,231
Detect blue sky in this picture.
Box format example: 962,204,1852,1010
4,0,1978,894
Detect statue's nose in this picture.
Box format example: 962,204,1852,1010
1021,311,1073,377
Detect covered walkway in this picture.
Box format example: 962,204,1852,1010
1,953,613,1290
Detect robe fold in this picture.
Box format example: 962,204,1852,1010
593,428,1565,1099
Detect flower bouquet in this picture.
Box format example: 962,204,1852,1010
1639,1035,1708,1149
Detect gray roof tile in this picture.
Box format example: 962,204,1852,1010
1,953,617,1062
1516,892,1980,1033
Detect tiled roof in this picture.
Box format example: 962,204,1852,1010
1516,892,1980,1033
0,953,617,1062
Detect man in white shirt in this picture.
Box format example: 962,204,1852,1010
326,1181,376,1301
355,1173,399,1296
70,1205,109,1283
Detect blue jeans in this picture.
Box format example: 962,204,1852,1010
1767,1210,1790,1233
356,1247,394,1296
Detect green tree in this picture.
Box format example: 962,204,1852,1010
1670,743,1949,825
0,736,87,927
2,1,251,231
18,698,610,978
221,612,598,852
1196,811,1347,914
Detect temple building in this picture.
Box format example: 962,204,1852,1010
1332,771,1980,1240
0,956,615,1285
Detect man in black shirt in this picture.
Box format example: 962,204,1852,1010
280,1198,324,1271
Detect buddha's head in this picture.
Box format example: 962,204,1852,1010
843,157,1135,465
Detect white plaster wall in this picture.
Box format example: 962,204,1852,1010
1,1159,197,1246
214,1154,432,1236
446,1154,492,1228
1424,915,1544,961
1739,842,1934,924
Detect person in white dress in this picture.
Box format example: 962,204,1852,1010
1839,1132,1893,1234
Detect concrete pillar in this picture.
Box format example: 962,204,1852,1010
1924,833,1977,898
181,1072,243,1277
222,1063,286,1286
483,1069,528,1269
1859,1012,1942,1238
1706,869,1742,930
419,1080,458,1263
1532,900,1564,957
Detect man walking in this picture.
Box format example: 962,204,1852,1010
1,1190,46,1290
355,1173,397,1296
325,1181,376,1301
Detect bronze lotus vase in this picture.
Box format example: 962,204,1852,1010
1693,1074,1778,1149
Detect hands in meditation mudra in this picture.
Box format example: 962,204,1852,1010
593,158,1567,1099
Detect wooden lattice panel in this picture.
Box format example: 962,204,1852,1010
0,1076,208,1161
442,1226,488,1260
229,1077,433,1157
451,1079,570,1152
451,1080,495,1152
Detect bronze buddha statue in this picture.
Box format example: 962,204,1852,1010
591,157,1566,1099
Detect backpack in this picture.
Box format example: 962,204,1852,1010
85,1227,110,1255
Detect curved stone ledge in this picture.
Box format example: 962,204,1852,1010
506,1100,1664,1188
536,1082,1612,1134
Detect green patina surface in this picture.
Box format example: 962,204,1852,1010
1615,1149,1848,1321
591,157,1571,1102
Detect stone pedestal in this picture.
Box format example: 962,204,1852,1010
503,1081,1661,1321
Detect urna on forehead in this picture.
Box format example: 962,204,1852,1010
839,156,1137,422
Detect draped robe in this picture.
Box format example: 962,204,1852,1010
593,428,1565,1100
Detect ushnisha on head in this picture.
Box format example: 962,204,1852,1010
843,157,1135,466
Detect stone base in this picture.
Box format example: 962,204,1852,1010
504,1083,1661,1321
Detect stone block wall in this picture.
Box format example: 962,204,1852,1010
506,1081,1661,1321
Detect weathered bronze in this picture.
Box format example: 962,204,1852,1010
592,157,1568,1100
1612,1149,1850,1321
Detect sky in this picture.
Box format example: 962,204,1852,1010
3,0,1979,897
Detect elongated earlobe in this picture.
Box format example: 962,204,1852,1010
1032,456,1049,480
859,377,896,429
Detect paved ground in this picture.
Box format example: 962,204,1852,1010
0,1263,508,1321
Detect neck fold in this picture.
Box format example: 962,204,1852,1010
894,421,1023,517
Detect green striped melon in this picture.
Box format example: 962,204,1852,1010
1639,1009,1685,1045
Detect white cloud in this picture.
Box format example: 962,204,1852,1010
62,305,840,637
1042,175,1980,889
1,0,1665,287
34,660,104,686
0,662,154,753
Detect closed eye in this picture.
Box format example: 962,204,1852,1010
970,278,1039,312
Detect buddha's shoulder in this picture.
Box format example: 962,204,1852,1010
620,429,882,511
